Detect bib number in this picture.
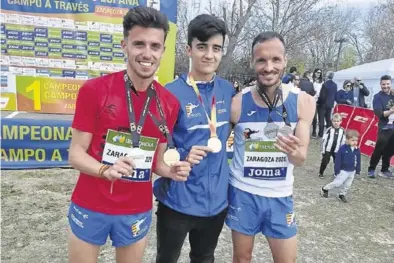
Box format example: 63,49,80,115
243,140,288,181
123,168,151,182
102,129,159,182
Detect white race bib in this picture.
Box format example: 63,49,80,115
243,140,288,181
102,129,158,182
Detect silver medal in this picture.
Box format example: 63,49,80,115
278,125,293,137
264,122,279,139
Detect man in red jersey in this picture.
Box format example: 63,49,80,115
67,6,191,263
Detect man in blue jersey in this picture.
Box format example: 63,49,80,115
153,14,235,263
227,32,315,263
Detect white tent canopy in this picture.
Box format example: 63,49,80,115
334,58,394,81
333,58,394,106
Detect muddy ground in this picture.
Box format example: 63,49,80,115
1,139,394,263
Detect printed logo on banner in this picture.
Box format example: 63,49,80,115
339,112,348,119
364,140,376,147
353,116,369,123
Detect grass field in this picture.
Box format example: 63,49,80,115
1,139,394,263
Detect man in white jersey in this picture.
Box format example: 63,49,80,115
227,32,315,263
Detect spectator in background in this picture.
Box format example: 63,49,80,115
336,80,354,105
244,76,256,88
318,113,346,178
352,77,370,108
317,71,337,137
312,68,324,137
321,129,361,203
282,66,297,84
367,75,394,178
299,70,316,97
290,74,300,90
233,80,241,92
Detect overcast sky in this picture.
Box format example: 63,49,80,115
188,0,380,17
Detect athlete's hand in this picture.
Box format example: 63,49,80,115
169,161,192,181
186,145,213,165
274,134,300,156
102,157,135,181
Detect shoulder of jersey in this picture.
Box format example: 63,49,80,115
164,77,185,93
216,76,233,90
155,81,178,101
242,86,252,94
82,71,122,88
282,83,300,94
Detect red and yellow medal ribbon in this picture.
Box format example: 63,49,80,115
188,74,217,138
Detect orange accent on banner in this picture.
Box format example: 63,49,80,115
94,6,129,17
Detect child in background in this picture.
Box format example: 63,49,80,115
319,113,346,178
321,129,361,203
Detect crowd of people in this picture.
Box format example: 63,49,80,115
280,67,371,138
66,5,393,263
279,66,394,179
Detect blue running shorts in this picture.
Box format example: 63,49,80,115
225,185,297,239
68,202,152,247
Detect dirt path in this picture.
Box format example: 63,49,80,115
1,139,394,263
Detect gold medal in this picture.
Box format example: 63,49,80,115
207,137,222,153
163,148,180,166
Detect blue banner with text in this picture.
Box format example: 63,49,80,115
1,118,72,169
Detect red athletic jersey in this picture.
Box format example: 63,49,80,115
71,71,180,215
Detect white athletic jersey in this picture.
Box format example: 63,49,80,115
229,85,299,197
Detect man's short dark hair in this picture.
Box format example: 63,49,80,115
303,71,311,78
289,67,297,73
381,75,392,82
123,6,169,39
252,31,285,50
187,14,227,46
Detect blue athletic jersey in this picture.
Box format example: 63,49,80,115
154,74,235,216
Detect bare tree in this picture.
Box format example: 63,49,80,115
206,0,258,77
174,0,190,75
306,6,360,71
363,0,394,62
253,0,327,53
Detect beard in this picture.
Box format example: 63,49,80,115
256,68,285,90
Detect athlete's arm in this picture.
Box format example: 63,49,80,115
154,143,191,181
290,92,316,166
69,80,133,180
69,130,133,179
274,91,316,166
230,91,243,125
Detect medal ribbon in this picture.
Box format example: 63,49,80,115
256,85,290,126
124,72,154,148
148,84,175,149
188,74,218,138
